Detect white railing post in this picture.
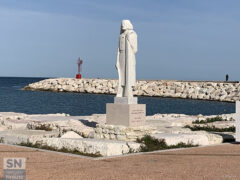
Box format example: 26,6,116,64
236,101,240,142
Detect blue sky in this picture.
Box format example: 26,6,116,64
0,0,240,80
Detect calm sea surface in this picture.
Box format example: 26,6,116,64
0,77,235,116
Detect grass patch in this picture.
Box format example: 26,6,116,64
35,124,53,131
136,135,198,152
184,125,235,132
192,116,226,124
19,142,102,157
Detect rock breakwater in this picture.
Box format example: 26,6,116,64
24,78,240,102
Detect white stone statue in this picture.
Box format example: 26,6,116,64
115,20,138,100
107,20,145,126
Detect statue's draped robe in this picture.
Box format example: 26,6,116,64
116,30,137,97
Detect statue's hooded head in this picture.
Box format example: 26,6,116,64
121,20,133,32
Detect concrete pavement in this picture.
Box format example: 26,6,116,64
0,143,240,180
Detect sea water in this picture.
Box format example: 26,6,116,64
0,77,235,116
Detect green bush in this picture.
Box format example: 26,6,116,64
136,135,197,152
184,125,235,132
35,124,53,131
192,116,226,124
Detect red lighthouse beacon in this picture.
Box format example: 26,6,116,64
76,58,83,79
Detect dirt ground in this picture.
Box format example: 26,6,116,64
0,143,240,180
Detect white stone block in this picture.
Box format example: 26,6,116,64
61,131,82,139
152,132,223,146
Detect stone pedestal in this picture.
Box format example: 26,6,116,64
236,101,240,142
106,103,146,127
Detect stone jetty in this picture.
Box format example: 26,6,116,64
24,78,240,102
